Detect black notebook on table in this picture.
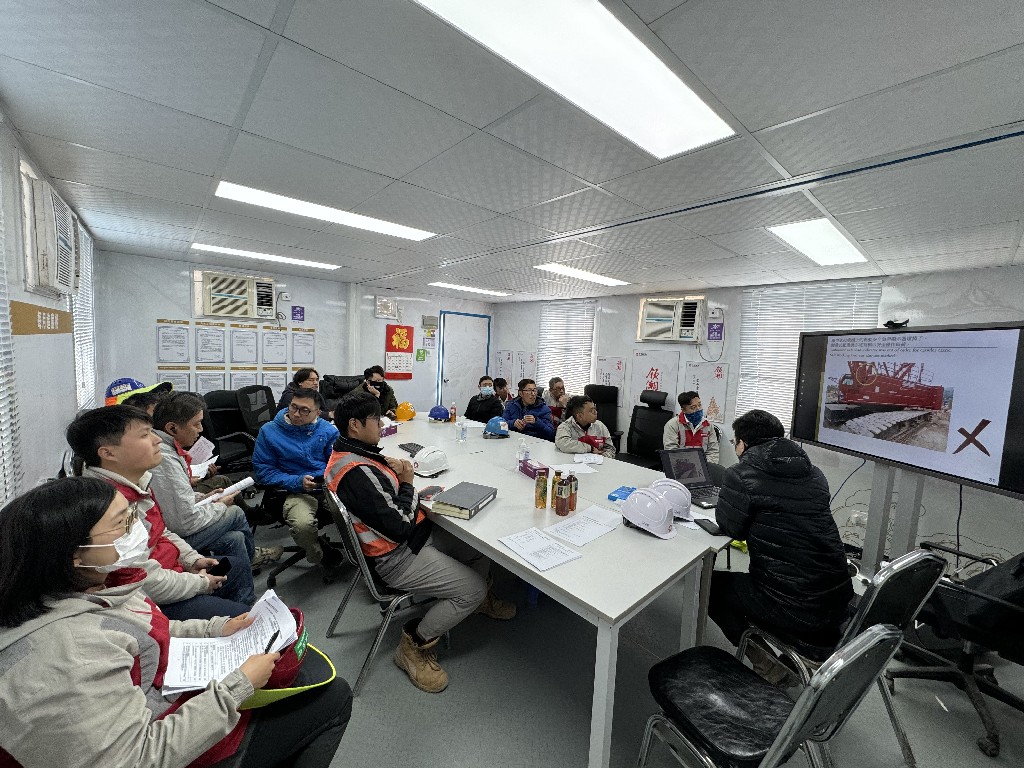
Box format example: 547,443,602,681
430,482,497,520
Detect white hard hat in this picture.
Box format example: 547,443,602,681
648,478,692,521
620,488,677,540
412,446,450,478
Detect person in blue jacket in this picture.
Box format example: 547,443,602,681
502,379,555,441
252,389,343,575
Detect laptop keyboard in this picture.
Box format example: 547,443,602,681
690,485,721,500
399,442,424,456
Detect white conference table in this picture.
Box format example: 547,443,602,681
380,417,722,768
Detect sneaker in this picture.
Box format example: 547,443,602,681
474,590,517,620
250,546,284,571
394,629,448,693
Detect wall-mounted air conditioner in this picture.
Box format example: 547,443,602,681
637,295,706,343
28,179,77,295
74,222,93,292
194,270,276,320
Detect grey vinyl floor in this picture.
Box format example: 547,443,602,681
258,526,1023,768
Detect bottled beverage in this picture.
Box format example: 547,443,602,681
456,421,467,443
568,471,578,512
554,473,571,516
534,469,548,509
449,402,457,422
550,470,562,509
515,438,527,470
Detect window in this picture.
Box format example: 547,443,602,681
0,164,23,503
536,301,597,396
736,280,882,434
71,227,96,409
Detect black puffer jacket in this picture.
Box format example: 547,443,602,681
716,438,853,634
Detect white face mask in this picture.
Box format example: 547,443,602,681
78,519,150,572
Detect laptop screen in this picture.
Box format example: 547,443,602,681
661,447,711,487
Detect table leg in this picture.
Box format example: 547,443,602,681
679,553,714,650
588,620,619,768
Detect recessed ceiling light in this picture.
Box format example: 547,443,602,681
766,218,867,266
216,181,435,241
534,262,629,286
192,243,340,270
412,0,733,159
427,281,510,296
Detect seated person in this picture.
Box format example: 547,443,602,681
543,376,569,426
0,477,352,768
554,395,616,459
252,389,344,576
121,388,169,416
493,377,513,406
464,375,504,423
711,409,853,683
276,367,331,420
326,392,515,694
104,377,172,407
66,406,252,620
347,365,399,419
150,392,282,577
503,379,555,441
663,390,720,463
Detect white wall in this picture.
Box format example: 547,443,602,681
0,117,79,490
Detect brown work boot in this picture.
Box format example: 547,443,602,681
394,630,448,693
250,546,284,571
474,590,517,620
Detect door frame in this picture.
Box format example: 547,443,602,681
437,310,492,406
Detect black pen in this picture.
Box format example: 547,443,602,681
263,630,280,654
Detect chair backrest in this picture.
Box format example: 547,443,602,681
761,625,903,768
236,385,275,436
627,391,673,458
326,489,395,602
202,390,255,465
584,384,619,434
841,549,946,643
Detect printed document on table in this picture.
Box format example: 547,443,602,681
573,454,604,465
498,527,581,572
544,505,621,547
548,462,598,475
163,590,296,696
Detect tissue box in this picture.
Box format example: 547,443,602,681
607,485,636,502
518,459,549,479
380,422,398,438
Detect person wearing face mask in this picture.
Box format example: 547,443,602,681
0,477,353,768
663,390,720,463
554,396,616,459
503,378,555,441
464,375,504,423
346,365,399,419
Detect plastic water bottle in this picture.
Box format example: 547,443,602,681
515,437,527,470
457,421,468,443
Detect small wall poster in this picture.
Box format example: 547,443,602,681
262,331,288,365
230,326,259,364
631,349,679,405
291,306,305,322
494,349,514,382
596,356,625,406
156,321,190,363
196,323,226,363
384,323,414,380
292,329,315,364
683,362,730,424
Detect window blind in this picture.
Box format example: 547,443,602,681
0,168,24,503
71,228,96,409
536,301,597,396
736,280,882,434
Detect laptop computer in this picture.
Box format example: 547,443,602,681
660,447,720,508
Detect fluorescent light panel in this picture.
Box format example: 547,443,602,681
412,0,733,159
191,243,340,270
216,182,435,241
427,282,510,297
534,262,629,286
767,218,867,266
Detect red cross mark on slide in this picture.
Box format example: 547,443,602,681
953,419,992,456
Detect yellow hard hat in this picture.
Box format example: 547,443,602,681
395,402,416,421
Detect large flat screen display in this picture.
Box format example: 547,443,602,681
791,323,1024,497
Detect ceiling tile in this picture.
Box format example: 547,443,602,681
96,243,195,261
404,236,487,260
703,271,788,287
743,251,818,272
603,138,781,210
506,240,609,265
836,196,1023,241
92,229,190,254
654,0,1024,130
56,183,203,230
509,189,645,232
487,93,656,183
207,0,279,27
774,262,884,281
0,0,265,123
0,57,233,173
287,225,402,259
672,193,821,236
189,232,385,271
611,238,740,266
450,215,554,248
579,218,695,250
352,181,498,235
707,228,790,256
403,132,584,213
284,0,539,128
624,0,688,24
876,248,1013,275
194,209,323,248
243,41,474,178
861,222,1021,260
672,256,761,277
76,213,195,241
372,249,461,271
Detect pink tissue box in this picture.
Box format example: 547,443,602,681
518,459,549,479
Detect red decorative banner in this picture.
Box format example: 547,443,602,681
384,323,414,380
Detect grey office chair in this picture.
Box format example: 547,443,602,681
737,549,946,768
638,624,903,768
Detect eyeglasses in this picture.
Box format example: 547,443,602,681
89,502,140,540
288,403,314,417
520,388,538,394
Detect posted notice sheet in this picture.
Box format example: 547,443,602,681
498,527,581,572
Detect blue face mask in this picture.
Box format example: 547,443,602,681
685,409,704,426
480,386,494,397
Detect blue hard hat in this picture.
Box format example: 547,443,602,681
428,405,451,422
483,416,510,438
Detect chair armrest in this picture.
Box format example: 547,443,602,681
938,578,1024,617
736,626,816,685
218,431,257,445
920,541,999,567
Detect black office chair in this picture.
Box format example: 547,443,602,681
886,542,1024,758
638,624,904,768
617,389,674,469
236,384,276,437
583,384,623,453
202,390,257,472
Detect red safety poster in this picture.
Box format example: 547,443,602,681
384,324,414,380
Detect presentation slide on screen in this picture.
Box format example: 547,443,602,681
816,329,1019,485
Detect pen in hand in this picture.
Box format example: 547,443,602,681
263,630,280,655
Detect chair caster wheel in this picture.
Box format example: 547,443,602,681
977,736,999,757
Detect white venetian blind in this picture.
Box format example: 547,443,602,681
0,165,24,503
536,301,597,396
736,280,882,433
71,227,96,409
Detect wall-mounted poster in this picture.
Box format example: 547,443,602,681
384,323,414,380
229,325,259,364
156,368,190,391
195,323,226,363
156,320,190,363
230,369,259,389
682,362,730,423
292,329,315,364
631,349,679,405
516,350,537,383
262,369,289,396
195,369,226,395
596,356,626,406
262,330,288,365
494,349,514,383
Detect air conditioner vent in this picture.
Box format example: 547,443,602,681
637,296,706,343
26,179,78,295
196,270,276,320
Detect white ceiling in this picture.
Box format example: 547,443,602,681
1,0,1023,301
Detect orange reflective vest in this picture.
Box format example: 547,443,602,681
325,450,425,559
